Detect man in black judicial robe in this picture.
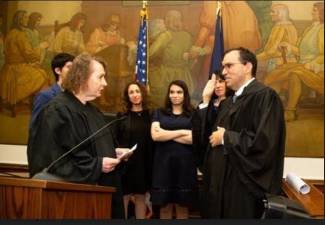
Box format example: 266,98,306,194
200,47,285,218
27,54,125,218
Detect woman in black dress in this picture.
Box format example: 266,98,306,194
116,81,153,219
151,80,197,219
192,72,234,170
192,72,233,218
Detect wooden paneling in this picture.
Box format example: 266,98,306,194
0,176,115,219
0,186,42,218
0,163,28,173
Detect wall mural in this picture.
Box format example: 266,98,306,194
0,1,323,157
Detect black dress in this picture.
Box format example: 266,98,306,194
151,109,197,206
116,110,153,195
27,91,124,218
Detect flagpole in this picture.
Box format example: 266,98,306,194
208,0,224,77
143,1,150,92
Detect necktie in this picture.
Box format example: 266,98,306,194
232,95,238,103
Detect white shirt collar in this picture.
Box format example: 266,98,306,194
235,78,255,97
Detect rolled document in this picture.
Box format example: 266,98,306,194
285,172,311,195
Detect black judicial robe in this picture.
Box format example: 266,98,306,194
192,100,221,170
27,91,124,218
201,80,285,218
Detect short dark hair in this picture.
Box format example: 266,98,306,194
163,80,194,117
51,53,75,81
212,70,234,99
122,81,148,111
223,47,258,77
62,53,107,93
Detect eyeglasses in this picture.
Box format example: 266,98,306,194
221,62,243,71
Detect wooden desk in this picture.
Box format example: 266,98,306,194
282,180,324,218
0,176,115,219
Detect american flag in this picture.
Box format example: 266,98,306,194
135,6,148,86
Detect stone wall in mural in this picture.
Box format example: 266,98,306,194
0,1,323,157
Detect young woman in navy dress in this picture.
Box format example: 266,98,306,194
151,80,197,219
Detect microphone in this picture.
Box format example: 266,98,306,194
32,115,127,181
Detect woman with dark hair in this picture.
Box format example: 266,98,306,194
115,81,153,219
151,80,197,219
51,12,87,55
192,72,233,170
191,72,234,217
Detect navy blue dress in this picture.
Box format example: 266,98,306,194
151,109,197,206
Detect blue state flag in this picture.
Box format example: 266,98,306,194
135,7,148,85
209,8,224,78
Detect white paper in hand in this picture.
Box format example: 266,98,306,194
119,144,137,160
130,143,137,152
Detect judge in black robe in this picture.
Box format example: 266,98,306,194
201,47,285,218
27,54,125,218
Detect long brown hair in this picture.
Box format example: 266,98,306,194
11,10,27,30
162,80,194,117
122,81,148,112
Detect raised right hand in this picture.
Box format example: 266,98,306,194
202,73,216,103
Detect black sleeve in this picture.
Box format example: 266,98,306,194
224,90,285,196
192,101,217,168
28,104,103,183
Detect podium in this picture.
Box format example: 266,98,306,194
282,179,324,218
0,176,115,219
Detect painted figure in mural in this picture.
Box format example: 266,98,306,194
30,53,74,126
51,12,87,56
264,2,324,121
26,12,42,48
190,1,262,93
257,4,298,72
115,81,153,219
0,10,49,116
151,80,196,219
0,14,4,70
148,18,168,108
247,1,273,48
25,12,49,64
149,10,194,105
86,14,125,55
200,47,285,218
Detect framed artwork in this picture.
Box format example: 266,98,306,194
0,1,323,157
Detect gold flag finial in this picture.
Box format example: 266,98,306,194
140,0,148,17
143,0,147,9
216,1,221,16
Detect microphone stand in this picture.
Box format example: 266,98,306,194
32,116,126,181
